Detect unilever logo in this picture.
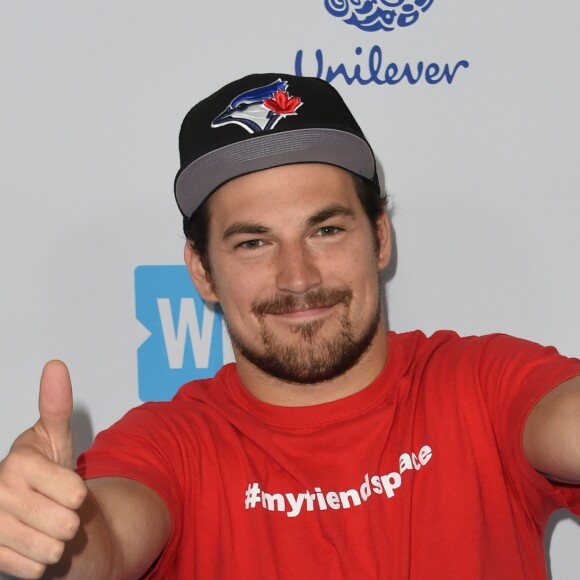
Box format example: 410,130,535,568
325,0,434,32
293,0,468,86
135,265,234,401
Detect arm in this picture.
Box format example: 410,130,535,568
523,375,580,483
45,477,171,580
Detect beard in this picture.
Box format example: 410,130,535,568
224,286,382,384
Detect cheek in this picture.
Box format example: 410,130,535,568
350,254,382,305
339,245,379,282
211,268,267,317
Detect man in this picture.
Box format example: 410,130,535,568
0,73,579,579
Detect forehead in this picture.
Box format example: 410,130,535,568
206,163,361,229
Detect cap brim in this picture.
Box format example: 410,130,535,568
174,128,376,218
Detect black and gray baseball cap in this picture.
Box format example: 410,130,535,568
174,73,378,218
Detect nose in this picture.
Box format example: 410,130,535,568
275,241,322,294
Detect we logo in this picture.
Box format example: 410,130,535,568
135,266,234,401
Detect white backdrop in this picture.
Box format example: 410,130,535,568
0,1,579,578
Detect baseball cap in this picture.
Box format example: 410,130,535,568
174,72,378,218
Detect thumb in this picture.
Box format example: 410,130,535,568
36,359,74,467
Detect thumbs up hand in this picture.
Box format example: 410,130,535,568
0,361,88,579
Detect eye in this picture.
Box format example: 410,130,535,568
315,225,342,236
236,239,265,249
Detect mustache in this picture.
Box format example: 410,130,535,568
252,288,352,317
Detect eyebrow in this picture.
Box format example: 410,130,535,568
222,222,271,242
221,204,357,242
305,204,356,227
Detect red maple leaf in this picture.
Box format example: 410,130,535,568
263,89,302,115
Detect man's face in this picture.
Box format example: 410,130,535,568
186,163,391,385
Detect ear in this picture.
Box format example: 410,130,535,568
184,242,219,303
375,211,392,271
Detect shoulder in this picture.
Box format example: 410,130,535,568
389,329,562,361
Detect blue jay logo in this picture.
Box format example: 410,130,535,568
212,79,303,135
324,0,435,32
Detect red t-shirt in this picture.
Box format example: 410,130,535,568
77,331,580,579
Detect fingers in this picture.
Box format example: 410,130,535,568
0,450,87,579
37,360,74,468
0,488,81,542
1,449,87,512
0,544,49,580
0,516,68,567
